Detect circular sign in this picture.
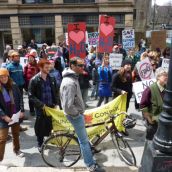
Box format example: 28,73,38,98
139,62,153,80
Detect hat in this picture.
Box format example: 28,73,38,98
11,51,19,57
121,59,132,67
0,68,9,76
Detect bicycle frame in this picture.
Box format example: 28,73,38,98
85,115,119,147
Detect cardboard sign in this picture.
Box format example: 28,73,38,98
109,53,123,70
88,32,99,46
20,57,28,68
133,79,156,103
68,22,86,58
122,29,135,52
98,15,115,53
151,31,166,50
137,57,155,81
161,58,170,71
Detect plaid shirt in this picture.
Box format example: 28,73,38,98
41,77,53,106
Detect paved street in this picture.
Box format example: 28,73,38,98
0,90,146,172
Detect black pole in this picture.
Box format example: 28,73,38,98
153,38,172,153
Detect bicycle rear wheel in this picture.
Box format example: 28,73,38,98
111,132,136,166
41,133,81,167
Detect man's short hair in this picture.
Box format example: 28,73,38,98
38,59,50,68
155,67,168,80
69,57,82,68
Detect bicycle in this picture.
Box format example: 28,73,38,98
41,112,136,168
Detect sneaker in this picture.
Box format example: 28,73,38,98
15,151,24,158
87,164,105,172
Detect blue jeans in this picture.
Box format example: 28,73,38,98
66,114,95,167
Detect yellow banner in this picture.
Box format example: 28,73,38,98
45,95,127,140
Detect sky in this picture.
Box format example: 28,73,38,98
153,0,172,6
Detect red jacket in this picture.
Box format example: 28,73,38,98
24,62,39,88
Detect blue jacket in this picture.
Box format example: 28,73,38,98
0,83,24,128
7,62,25,86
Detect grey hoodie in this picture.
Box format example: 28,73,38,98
60,68,85,117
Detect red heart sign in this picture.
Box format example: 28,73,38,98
100,23,113,36
69,31,85,44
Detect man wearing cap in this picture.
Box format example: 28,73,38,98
140,67,168,140
0,68,25,160
6,51,25,95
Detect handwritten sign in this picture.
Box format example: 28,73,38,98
161,58,170,71
68,22,86,58
98,15,115,53
122,29,135,52
133,79,156,103
88,32,99,46
137,57,155,81
109,53,123,70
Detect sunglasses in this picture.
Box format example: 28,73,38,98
77,64,84,68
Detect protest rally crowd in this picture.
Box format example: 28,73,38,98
0,37,170,171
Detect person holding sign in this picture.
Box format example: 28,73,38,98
111,59,133,111
97,53,112,107
140,67,168,140
0,68,25,161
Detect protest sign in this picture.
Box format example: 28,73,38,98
20,57,28,68
88,32,99,46
68,22,86,58
137,57,155,81
109,53,123,70
98,15,115,53
122,29,135,52
45,95,127,141
161,58,170,71
133,79,156,103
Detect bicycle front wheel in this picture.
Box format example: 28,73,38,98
111,132,136,166
41,133,81,167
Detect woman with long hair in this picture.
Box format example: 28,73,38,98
97,53,112,107
111,59,133,111
0,68,24,161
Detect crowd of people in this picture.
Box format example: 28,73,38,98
0,38,170,171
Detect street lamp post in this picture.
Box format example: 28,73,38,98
139,39,172,172
152,0,156,30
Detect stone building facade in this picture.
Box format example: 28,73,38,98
0,0,137,56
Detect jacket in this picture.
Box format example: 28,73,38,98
140,82,164,122
60,68,85,117
111,72,132,98
24,63,39,88
0,83,24,128
7,62,25,86
28,73,59,111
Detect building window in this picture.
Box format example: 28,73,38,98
0,17,10,29
64,0,95,3
112,14,125,24
19,16,55,26
87,15,99,24
62,16,74,25
22,0,52,4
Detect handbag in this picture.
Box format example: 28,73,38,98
34,110,52,137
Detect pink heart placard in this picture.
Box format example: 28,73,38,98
69,31,85,44
100,23,113,36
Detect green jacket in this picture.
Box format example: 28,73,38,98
142,82,163,122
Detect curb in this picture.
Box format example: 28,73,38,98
0,166,138,172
